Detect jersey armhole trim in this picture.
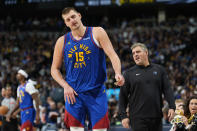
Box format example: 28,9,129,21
62,34,67,57
90,27,102,49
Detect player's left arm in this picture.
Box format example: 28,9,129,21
93,27,125,86
31,92,40,124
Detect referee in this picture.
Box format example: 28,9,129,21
1,86,18,131
119,43,175,131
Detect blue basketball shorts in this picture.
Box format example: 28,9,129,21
20,107,36,131
64,86,109,129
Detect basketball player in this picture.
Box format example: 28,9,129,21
51,7,125,131
7,69,40,131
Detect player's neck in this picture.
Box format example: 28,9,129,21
20,80,26,86
72,25,86,39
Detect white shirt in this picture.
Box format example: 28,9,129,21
1,97,16,116
17,82,38,97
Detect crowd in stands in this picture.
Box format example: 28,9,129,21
0,14,197,130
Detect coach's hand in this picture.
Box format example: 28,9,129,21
114,74,125,86
64,86,78,104
122,118,130,128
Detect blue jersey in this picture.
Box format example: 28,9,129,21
63,27,107,93
18,82,33,109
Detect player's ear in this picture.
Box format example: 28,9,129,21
78,13,82,19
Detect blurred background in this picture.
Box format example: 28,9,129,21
0,0,197,131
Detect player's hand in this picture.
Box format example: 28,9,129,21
35,112,40,124
114,74,125,86
122,118,130,128
64,86,78,104
168,109,175,121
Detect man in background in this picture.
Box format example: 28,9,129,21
1,86,18,131
119,43,175,131
7,69,40,131
0,88,6,131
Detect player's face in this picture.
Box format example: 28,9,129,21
62,10,82,30
132,46,148,66
16,73,25,82
189,98,197,115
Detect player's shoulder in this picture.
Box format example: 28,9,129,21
26,82,35,88
54,35,66,49
92,27,107,40
56,35,65,43
92,26,105,32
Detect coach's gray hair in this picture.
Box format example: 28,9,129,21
130,43,148,52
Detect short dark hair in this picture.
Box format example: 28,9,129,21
62,7,78,16
131,43,148,52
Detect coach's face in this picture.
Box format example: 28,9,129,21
62,10,82,31
132,46,148,66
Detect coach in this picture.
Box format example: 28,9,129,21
118,43,175,131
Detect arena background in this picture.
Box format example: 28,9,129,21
0,0,197,131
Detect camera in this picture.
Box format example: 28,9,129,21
176,122,185,131
171,115,186,131
190,113,197,131
192,113,197,124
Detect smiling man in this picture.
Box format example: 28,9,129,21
119,43,175,131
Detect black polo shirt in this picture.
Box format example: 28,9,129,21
119,63,175,120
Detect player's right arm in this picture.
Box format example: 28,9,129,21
51,36,78,104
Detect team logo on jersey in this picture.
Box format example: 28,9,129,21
136,73,140,76
153,71,158,75
68,44,91,68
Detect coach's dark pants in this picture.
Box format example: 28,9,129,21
131,117,162,131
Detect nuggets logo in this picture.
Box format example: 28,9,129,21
19,90,24,103
68,44,91,68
